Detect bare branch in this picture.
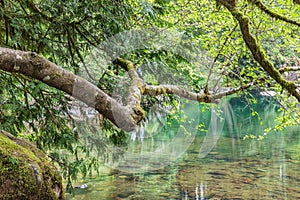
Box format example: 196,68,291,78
211,82,255,100
144,85,212,102
144,82,255,103
205,23,238,92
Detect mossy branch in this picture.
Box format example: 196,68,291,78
217,0,300,101
0,47,288,131
144,84,212,102
113,57,145,123
249,0,300,27
114,58,256,104
279,66,300,73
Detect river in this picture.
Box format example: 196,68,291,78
66,97,300,199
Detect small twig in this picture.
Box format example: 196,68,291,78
279,66,300,74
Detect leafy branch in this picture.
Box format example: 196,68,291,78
249,0,300,27
217,0,300,101
0,47,257,132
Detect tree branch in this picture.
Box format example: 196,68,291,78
144,84,212,102
115,58,259,104
249,0,300,27
0,47,137,132
144,82,255,103
0,47,279,132
114,57,145,123
20,0,53,21
217,0,300,101
211,82,255,100
279,66,300,73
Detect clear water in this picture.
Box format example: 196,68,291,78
66,98,300,199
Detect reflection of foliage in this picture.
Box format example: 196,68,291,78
224,93,285,139
196,93,293,140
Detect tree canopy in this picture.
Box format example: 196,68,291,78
1,0,299,186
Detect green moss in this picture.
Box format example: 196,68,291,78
251,0,300,27
227,4,299,100
0,131,64,199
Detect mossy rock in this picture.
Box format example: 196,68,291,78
0,130,64,200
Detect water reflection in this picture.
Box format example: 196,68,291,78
105,100,201,173
66,98,300,199
177,131,300,199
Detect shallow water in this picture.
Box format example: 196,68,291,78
66,100,300,199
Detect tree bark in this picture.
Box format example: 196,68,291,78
0,47,137,131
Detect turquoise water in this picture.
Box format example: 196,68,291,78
66,99,300,199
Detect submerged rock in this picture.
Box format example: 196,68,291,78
117,191,135,198
0,130,64,199
75,184,88,189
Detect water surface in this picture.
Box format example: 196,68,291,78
67,100,300,199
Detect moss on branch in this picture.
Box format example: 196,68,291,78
249,0,300,27
217,0,300,101
279,67,300,74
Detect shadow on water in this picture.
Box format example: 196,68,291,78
66,96,300,199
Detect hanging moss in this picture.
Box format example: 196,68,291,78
0,130,64,200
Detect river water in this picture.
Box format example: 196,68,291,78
66,98,300,199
